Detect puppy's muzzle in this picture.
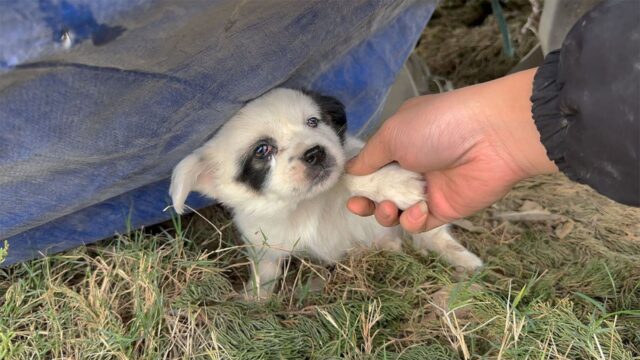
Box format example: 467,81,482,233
301,145,336,186
302,145,326,167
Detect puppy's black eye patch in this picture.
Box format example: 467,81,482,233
237,137,277,192
302,90,347,144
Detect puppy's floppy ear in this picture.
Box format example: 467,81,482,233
304,91,347,142
169,152,216,214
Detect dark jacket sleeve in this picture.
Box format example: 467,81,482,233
531,0,639,206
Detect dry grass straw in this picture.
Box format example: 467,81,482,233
1,176,638,359
416,0,540,88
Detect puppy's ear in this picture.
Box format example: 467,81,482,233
169,153,216,214
305,91,347,142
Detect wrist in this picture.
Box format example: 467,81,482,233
473,69,558,181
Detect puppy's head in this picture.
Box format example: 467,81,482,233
170,88,347,213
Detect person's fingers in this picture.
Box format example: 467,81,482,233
423,215,446,232
350,196,450,232
374,201,400,227
346,125,395,176
398,201,431,233
398,201,449,233
346,196,376,216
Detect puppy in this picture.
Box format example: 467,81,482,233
170,88,482,298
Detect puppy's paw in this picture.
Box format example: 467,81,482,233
413,226,483,272
345,164,425,210
372,234,403,252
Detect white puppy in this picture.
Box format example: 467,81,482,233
170,88,482,298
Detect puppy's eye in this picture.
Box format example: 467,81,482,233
306,117,319,128
254,143,273,159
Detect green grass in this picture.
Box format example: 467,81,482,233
1,176,639,359
0,241,8,266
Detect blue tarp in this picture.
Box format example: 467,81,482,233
0,0,437,266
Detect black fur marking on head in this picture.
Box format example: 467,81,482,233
236,137,277,192
303,90,347,144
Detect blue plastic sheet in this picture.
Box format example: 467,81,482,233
0,0,437,266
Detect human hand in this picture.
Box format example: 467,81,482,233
346,69,557,232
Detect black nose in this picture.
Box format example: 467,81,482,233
302,145,326,166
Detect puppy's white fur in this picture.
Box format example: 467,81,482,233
170,88,482,298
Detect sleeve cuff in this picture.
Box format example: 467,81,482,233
530,50,578,181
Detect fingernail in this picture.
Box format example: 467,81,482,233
380,206,393,220
407,201,428,222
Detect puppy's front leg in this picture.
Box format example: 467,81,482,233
246,248,284,299
344,163,425,210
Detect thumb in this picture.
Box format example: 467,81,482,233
346,125,395,175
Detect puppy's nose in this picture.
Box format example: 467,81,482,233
302,145,326,166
